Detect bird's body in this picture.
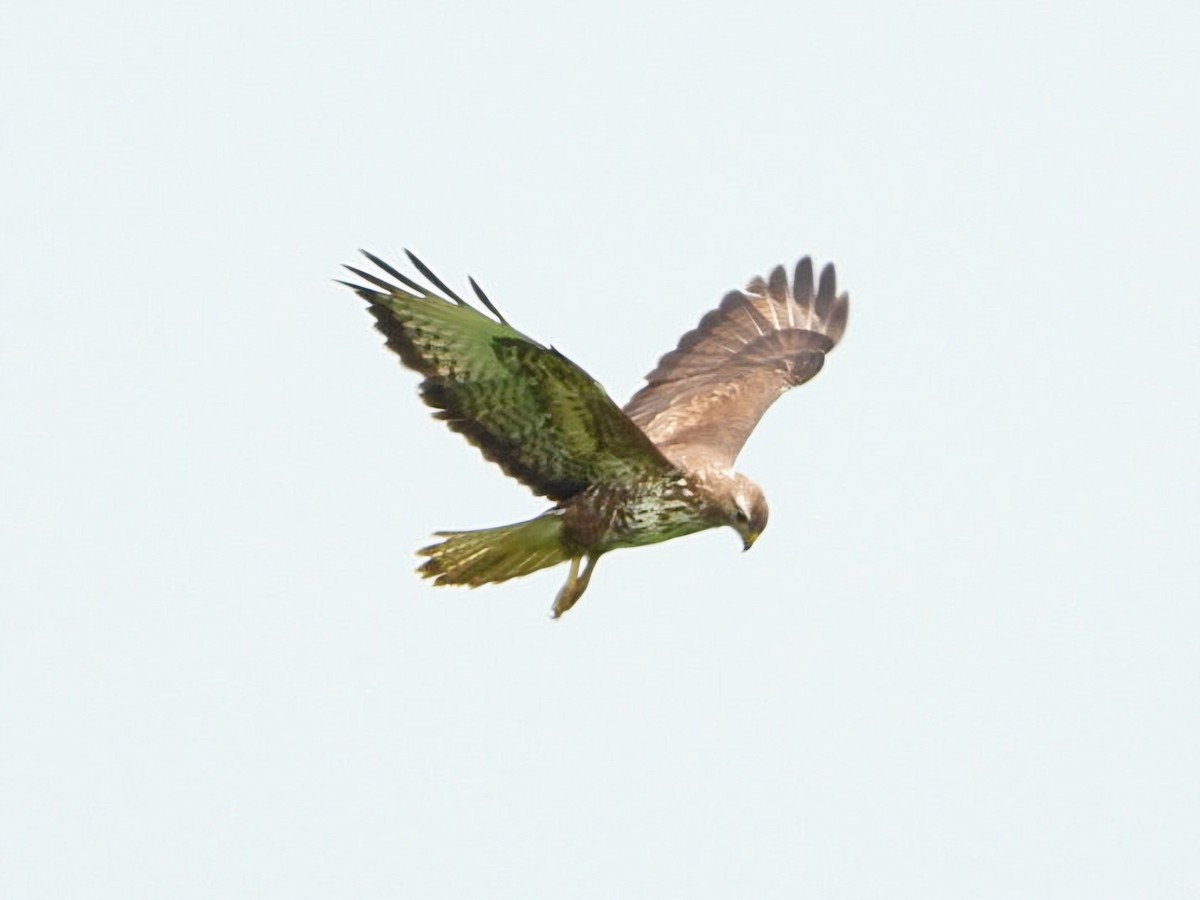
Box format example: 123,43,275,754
560,470,731,552
340,249,848,616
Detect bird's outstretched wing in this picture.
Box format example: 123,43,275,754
341,251,677,501
623,258,849,470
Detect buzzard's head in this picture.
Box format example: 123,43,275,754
730,474,769,551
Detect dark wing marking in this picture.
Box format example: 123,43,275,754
341,251,677,501
623,257,849,470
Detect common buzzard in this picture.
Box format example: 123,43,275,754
340,250,849,617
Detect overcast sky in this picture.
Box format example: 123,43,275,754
3,2,1197,897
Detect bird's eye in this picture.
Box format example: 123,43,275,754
734,509,749,524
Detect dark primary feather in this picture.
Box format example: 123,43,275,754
468,276,508,324
342,251,677,501
403,249,469,306
623,257,850,469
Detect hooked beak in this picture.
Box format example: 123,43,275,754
742,532,760,552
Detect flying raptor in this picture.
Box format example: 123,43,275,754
340,250,849,617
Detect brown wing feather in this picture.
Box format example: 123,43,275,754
624,257,849,469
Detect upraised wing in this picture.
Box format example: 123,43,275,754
623,258,849,470
341,251,677,501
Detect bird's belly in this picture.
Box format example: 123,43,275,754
563,488,714,553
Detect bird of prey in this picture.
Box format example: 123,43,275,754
340,250,849,617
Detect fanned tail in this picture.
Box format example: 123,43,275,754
417,514,568,587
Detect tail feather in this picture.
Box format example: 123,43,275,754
418,514,568,587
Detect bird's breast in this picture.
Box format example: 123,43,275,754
561,477,716,552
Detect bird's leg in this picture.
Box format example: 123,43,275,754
576,554,598,596
551,557,581,618
551,555,598,618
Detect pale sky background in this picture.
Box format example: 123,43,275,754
3,2,1197,897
